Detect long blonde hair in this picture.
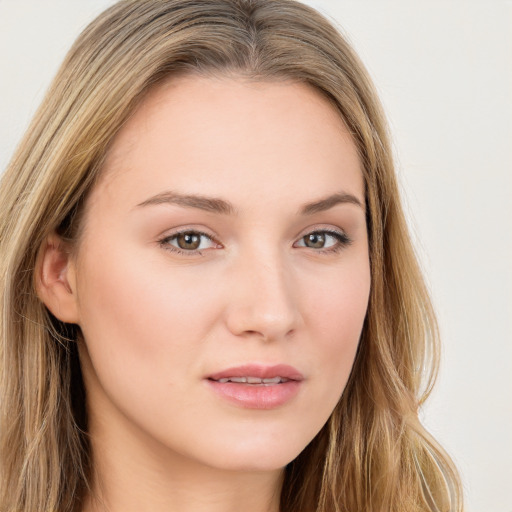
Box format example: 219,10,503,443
0,1,463,510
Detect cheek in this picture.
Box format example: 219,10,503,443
78,246,211,331
301,259,370,398
74,243,231,449
75,243,223,390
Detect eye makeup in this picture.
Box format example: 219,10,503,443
158,229,221,256
293,229,352,255
158,227,352,257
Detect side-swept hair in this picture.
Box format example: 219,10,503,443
0,1,463,510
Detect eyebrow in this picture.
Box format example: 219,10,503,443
136,191,235,215
299,192,364,215
135,190,364,215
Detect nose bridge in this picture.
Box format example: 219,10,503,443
225,243,300,341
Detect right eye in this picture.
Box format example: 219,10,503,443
159,230,220,255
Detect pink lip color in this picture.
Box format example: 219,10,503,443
205,364,304,410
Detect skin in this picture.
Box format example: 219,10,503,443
38,75,371,512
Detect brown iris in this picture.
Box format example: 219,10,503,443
303,233,326,248
176,232,202,250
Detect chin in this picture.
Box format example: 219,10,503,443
207,455,293,473
194,432,310,473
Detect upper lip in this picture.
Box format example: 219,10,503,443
207,364,304,381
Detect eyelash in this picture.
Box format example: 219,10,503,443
158,228,352,257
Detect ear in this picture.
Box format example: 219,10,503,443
35,232,80,324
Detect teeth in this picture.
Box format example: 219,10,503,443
262,377,282,384
215,376,289,384
229,377,248,383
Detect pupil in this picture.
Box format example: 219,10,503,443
177,233,200,250
306,233,325,248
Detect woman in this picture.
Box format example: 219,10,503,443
0,0,463,511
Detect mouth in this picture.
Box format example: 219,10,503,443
205,364,303,409
207,363,304,382
209,376,292,385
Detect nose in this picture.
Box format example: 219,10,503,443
223,250,301,342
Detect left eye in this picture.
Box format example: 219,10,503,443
164,231,217,251
294,230,348,250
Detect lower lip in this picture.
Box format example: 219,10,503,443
205,380,301,409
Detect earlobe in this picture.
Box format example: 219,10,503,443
35,232,80,324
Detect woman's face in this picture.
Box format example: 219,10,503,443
71,75,370,472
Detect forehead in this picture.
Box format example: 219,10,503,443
92,75,364,214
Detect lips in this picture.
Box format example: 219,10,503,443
205,364,304,409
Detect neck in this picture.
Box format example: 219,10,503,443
84,466,283,512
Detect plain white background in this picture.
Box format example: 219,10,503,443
0,1,510,511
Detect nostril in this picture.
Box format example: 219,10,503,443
223,285,300,341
